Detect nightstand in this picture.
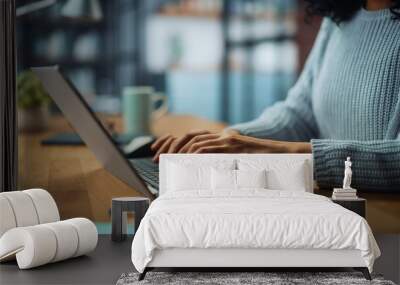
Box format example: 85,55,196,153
111,197,150,242
331,198,366,218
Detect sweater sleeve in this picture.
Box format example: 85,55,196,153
311,134,400,191
312,53,400,192
229,19,333,141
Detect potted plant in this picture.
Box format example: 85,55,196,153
17,70,51,132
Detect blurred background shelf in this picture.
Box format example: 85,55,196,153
17,0,321,123
22,17,104,30
29,58,105,68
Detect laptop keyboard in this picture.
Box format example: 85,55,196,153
130,158,159,189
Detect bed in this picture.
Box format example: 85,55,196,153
131,154,380,281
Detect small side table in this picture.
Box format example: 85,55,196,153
111,197,150,242
331,198,366,218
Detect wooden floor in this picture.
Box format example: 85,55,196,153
17,114,400,233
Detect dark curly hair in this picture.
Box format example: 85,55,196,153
305,0,400,23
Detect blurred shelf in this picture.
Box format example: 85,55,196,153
157,10,220,19
156,10,297,21
28,51,137,69
227,34,296,47
29,57,106,68
20,16,104,31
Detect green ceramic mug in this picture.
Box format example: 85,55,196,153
122,86,168,135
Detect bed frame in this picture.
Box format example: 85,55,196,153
139,248,371,280
138,154,372,281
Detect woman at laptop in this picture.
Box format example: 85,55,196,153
152,0,400,191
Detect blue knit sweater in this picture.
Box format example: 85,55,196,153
230,8,400,191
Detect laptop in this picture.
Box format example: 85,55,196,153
32,66,158,200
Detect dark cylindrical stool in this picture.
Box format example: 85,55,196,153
111,197,150,242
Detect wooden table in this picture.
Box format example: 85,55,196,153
18,114,225,222
18,114,400,233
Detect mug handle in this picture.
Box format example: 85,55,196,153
151,92,168,120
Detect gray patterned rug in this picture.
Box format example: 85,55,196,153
116,272,395,285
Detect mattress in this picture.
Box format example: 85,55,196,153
131,190,380,273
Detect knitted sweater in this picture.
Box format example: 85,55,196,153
230,8,400,192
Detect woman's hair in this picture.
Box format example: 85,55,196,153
305,0,400,23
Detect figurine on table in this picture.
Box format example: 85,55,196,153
332,157,357,199
343,157,353,189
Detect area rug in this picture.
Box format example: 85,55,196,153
116,271,395,285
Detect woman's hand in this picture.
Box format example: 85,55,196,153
151,129,238,162
152,129,311,162
180,133,312,154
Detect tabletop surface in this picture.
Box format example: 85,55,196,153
331,198,366,202
112,197,150,202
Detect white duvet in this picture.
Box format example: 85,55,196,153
131,190,380,273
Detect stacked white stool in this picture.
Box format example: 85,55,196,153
0,189,97,269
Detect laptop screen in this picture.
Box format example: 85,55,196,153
32,66,155,200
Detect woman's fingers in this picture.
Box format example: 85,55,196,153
179,134,220,153
153,136,175,162
195,145,230,153
152,130,210,152
169,130,210,153
186,138,224,153
151,134,173,151
151,131,244,162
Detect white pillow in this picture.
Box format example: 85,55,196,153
237,169,267,188
211,169,236,190
238,159,309,192
167,162,210,191
211,169,267,190
166,159,236,192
